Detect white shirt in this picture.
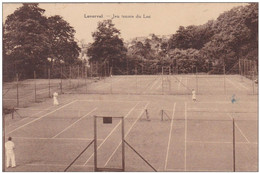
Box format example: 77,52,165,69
53,92,58,98
5,141,15,153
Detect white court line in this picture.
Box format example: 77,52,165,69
187,140,257,145
164,103,177,171
166,168,232,172
104,102,150,166
25,163,94,168
12,136,103,141
77,99,146,103
149,77,160,90
144,77,159,93
226,78,242,90
152,78,161,89
141,77,159,94
52,108,97,138
227,77,249,90
7,100,77,135
184,102,187,171
7,105,56,127
83,102,140,165
227,113,250,143
177,77,182,90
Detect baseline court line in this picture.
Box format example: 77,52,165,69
104,102,150,166
83,102,140,165
187,140,257,145
77,99,145,103
12,136,104,141
7,100,77,135
184,102,187,171
164,103,177,171
26,163,94,168
227,113,250,143
52,108,97,138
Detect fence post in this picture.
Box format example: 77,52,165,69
90,62,93,78
110,67,113,94
196,67,198,94
162,67,164,94
34,71,36,102
60,66,63,94
244,59,246,78
48,68,51,98
135,66,137,94
233,118,236,172
69,66,71,88
252,65,255,95
78,65,80,87
223,64,226,94
85,66,87,94
16,73,19,107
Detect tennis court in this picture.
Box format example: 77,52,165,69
4,75,258,172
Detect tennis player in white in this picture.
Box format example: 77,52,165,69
192,89,196,102
53,92,59,106
5,137,16,168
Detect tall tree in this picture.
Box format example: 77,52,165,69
87,20,127,74
47,15,81,67
3,3,49,78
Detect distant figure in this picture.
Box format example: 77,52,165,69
53,92,59,106
192,89,196,102
5,137,16,168
231,94,237,104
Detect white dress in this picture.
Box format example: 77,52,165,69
53,92,59,105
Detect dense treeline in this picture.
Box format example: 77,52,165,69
3,3,258,81
88,3,257,75
3,3,81,81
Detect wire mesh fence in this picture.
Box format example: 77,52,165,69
3,59,258,111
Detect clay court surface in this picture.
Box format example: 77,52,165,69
3,75,258,171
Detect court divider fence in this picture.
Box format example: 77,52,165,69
3,59,258,111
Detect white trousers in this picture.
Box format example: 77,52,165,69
6,152,16,167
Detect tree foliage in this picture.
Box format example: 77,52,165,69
125,3,258,74
87,20,127,74
3,3,81,80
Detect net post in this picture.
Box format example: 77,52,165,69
233,118,235,172
34,71,36,102
48,68,51,98
16,73,19,107
121,117,125,171
94,115,97,171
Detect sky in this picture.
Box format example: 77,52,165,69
3,3,248,44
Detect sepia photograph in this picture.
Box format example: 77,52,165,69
2,2,258,172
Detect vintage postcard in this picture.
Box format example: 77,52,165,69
2,2,258,172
